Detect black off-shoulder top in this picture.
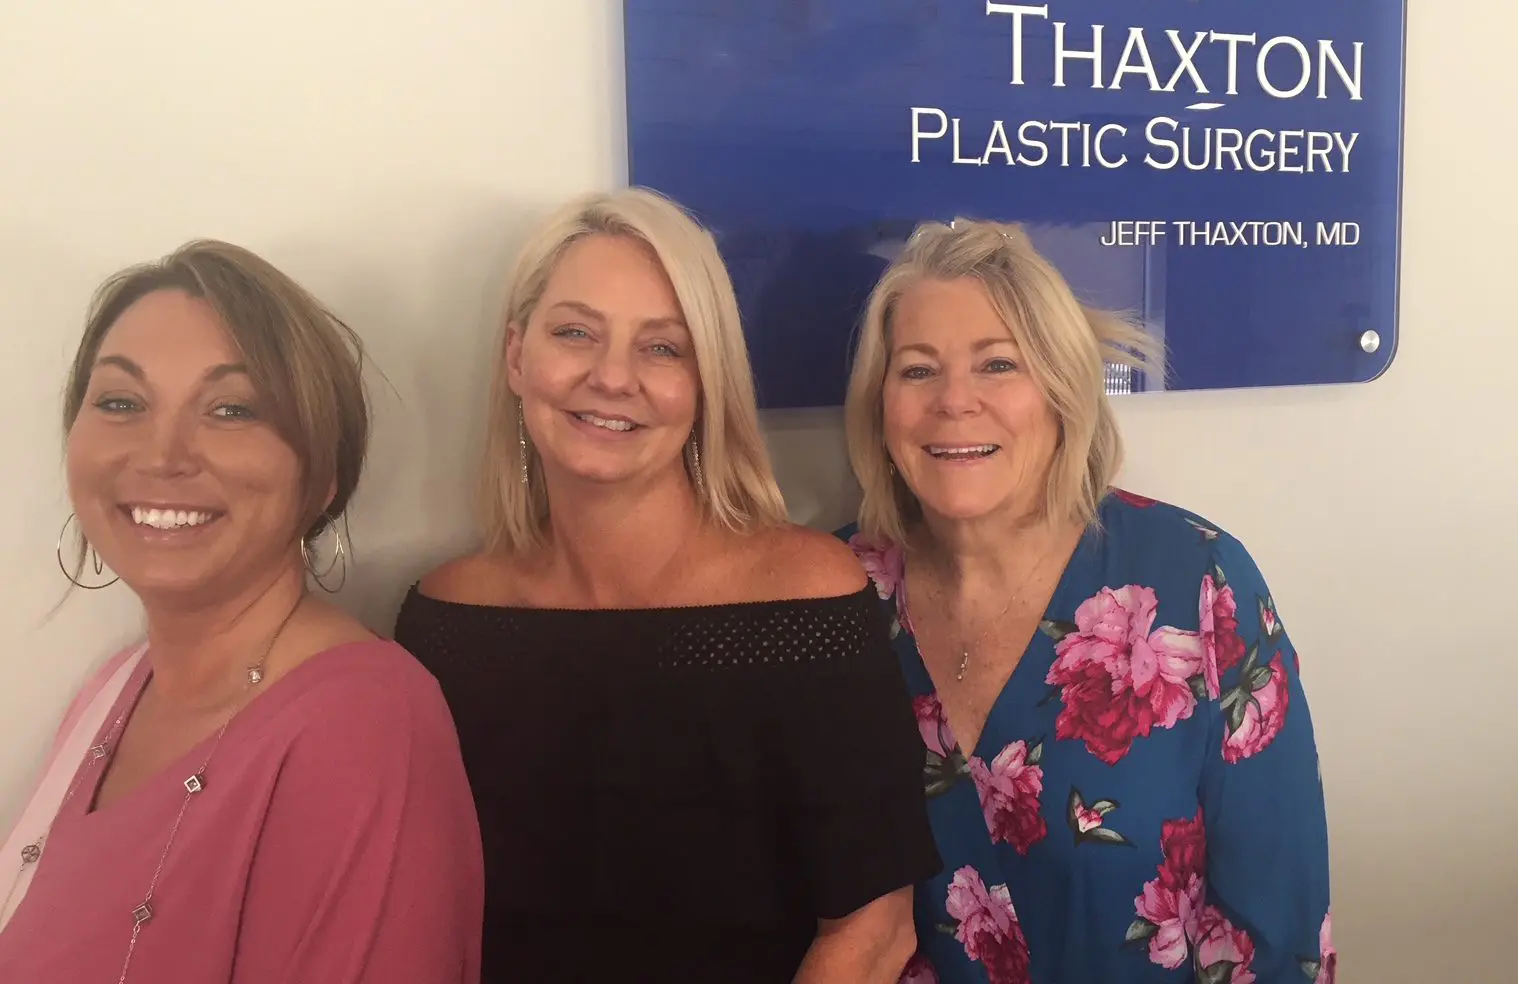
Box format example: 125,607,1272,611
394,583,941,984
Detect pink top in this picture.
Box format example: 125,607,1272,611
0,639,484,983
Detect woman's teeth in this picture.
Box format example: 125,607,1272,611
927,444,1000,460
574,413,637,432
130,507,214,529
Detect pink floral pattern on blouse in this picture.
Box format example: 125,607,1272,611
969,740,1047,856
1129,810,1260,982
850,533,914,636
1044,585,1212,766
842,491,1333,983
944,867,1031,984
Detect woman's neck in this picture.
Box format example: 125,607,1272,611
140,563,308,710
911,505,1086,595
539,466,705,607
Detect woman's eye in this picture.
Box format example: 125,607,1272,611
211,403,257,420
551,324,590,340
649,342,681,358
93,396,140,414
899,364,933,380
983,358,1018,373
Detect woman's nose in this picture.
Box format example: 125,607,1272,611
931,369,980,416
137,414,198,476
587,346,638,395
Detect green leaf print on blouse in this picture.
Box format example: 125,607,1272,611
1258,592,1284,644
1065,787,1134,847
1298,911,1338,983
1186,517,1222,541
1216,586,1293,763
1124,917,1158,944
1201,563,1245,692
937,866,1033,984
1196,961,1243,984
912,693,1051,855
913,693,971,798
1128,809,1260,982
1218,651,1290,763
1037,618,1077,643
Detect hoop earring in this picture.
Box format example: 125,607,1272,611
517,400,530,487
300,516,349,593
686,434,705,495
56,513,118,589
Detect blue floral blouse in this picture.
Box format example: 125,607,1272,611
837,490,1335,984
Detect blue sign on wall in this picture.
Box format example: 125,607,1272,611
624,1,1407,409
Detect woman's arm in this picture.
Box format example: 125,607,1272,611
230,661,484,984
793,888,917,984
767,533,941,984
1197,532,1335,983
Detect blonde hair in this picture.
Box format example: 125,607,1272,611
63,239,370,551
845,219,1164,544
478,187,788,553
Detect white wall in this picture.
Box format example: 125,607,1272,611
0,3,1508,979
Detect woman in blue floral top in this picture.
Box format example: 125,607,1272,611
834,218,1335,984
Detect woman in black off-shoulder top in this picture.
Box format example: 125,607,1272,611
394,188,940,984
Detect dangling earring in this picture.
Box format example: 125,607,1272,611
300,515,349,593
686,433,705,495
55,513,118,589
517,399,530,487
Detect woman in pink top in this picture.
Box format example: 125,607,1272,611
0,241,484,983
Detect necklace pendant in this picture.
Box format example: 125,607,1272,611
184,773,205,795
19,842,41,865
247,666,264,685
956,650,970,682
131,901,153,926
89,743,109,761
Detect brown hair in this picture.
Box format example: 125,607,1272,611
63,239,370,546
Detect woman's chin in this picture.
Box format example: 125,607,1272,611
99,546,236,600
912,481,1033,526
547,452,684,489
113,566,213,599
919,496,1008,525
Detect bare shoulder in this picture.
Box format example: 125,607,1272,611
416,551,520,606
745,523,868,601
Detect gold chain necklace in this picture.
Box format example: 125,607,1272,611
953,595,1016,682
914,578,1018,683
912,535,1066,683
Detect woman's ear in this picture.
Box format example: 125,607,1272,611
504,322,525,389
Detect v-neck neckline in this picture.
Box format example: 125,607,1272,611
65,641,363,825
897,521,1098,762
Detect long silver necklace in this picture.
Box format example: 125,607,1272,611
3,595,304,983
0,697,134,922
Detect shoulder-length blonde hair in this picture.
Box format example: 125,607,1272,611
478,187,788,553
845,219,1164,545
